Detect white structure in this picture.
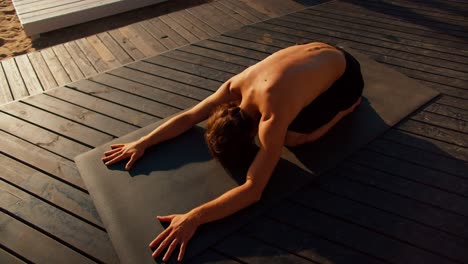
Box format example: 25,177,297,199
12,0,167,36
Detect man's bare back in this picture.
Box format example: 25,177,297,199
230,42,346,129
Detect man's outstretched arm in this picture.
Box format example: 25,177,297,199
102,79,238,170
149,116,287,262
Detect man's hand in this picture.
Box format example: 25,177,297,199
149,213,199,262
101,141,146,170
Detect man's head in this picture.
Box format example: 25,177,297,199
205,102,257,165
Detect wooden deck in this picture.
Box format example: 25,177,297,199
12,0,168,36
0,0,311,105
1,0,468,263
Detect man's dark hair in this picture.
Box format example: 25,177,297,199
205,102,257,166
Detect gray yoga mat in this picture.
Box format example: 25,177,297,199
75,48,439,263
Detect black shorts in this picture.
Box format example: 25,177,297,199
288,47,364,134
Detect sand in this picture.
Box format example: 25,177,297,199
0,0,34,59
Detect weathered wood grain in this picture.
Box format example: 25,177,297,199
27,52,58,90
14,55,43,96
1,58,28,99
0,212,94,264
1,181,118,263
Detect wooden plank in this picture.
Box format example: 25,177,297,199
302,7,467,50
52,45,85,82
242,216,388,264
217,0,261,24
343,0,468,36
0,212,94,264
0,111,90,160
315,1,467,43
14,55,43,96
210,35,282,54
86,35,121,70
196,39,270,61
413,111,468,134
353,0,468,25
0,62,13,104
397,119,467,148
46,86,155,127
211,1,253,26
319,169,468,238
163,49,246,74
27,52,58,90
40,48,71,86
350,149,468,197
214,234,313,264
225,0,270,21
256,19,467,74
367,138,467,178
139,20,179,50
167,10,211,40
341,161,468,218
117,25,158,57
188,3,243,33
1,58,28,99
0,247,25,264
24,93,138,137
108,28,146,61
2,102,113,148
176,9,219,37
128,61,222,91
187,250,240,264
147,55,235,83
383,128,468,162
179,44,259,67
437,96,468,111
240,0,305,17
133,22,168,54
90,73,198,110
295,10,468,59
1,154,101,227
109,66,211,101
159,14,200,43
0,130,85,191
362,55,467,89
68,79,179,118
414,79,468,100
75,37,111,73
275,14,467,68
226,28,299,49
292,186,468,262
377,0,468,17
425,103,468,122
147,17,189,46
1,181,118,263
271,201,453,264
97,32,133,65
63,41,98,78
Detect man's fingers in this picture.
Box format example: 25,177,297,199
102,151,121,162
110,144,125,149
105,154,125,166
157,215,175,222
162,239,179,262
178,242,187,262
125,155,136,171
152,233,175,258
149,227,172,249
104,148,120,156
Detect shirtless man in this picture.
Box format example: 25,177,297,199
102,42,364,262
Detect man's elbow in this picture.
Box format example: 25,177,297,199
244,182,263,203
